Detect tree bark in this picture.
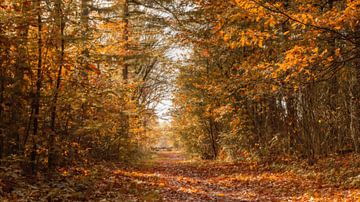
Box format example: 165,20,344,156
10,3,31,155
48,0,66,171
120,0,130,139
208,118,217,159
31,0,43,173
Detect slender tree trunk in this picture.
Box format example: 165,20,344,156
23,108,34,150
208,118,217,159
0,38,6,159
81,0,90,71
349,23,360,153
0,53,4,159
31,0,43,173
325,0,340,155
11,3,31,155
123,0,129,81
349,67,359,153
120,0,130,140
286,93,298,153
48,0,66,170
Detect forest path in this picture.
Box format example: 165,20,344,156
3,151,359,201
104,151,359,201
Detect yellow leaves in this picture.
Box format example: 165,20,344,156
113,170,161,178
214,16,224,32
267,16,277,27
229,42,237,49
256,63,267,70
326,56,334,63
320,49,328,56
258,39,263,48
240,31,247,46
249,163,258,170
335,48,341,57
233,0,241,6
234,0,266,17
291,22,300,29
272,45,323,82
312,47,319,54
224,29,270,48
219,30,225,36
61,170,69,176
59,167,90,177
223,33,231,42
256,16,262,22
178,187,204,194
234,0,255,9
214,23,223,32
271,85,278,92
213,105,233,121
346,0,360,10
300,13,311,24
200,49,210,57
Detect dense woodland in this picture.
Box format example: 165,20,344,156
1,0,360,201
0,0,173,171
172,0,360,164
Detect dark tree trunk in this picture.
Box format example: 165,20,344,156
48,0,66,171
120,0,130,139
31,0,43,174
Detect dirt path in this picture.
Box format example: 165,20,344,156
105,151,359,201
4,151,358,201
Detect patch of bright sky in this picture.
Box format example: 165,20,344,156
156,46,192,124
152,1,195,124
95,0,194,124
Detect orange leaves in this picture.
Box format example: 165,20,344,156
271,85,278,93
214,15,226,40
233,0,265,16
58,167,91,177
271,45,328,82
221,29,271,49
335,48,341,57
213,104,233,121
200,49,210,57
266,15,277,27
289,0,360,33
298,13,314,25
214,1,274,49
88,64,101,75
4,151,360,201
223,33,231,42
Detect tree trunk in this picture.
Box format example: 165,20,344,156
81,0,90,71
48,0,66,171
349,23,360,153
123,0,129,81
31,0,43,173
208,118,218,159
10,3,31,155
0,39,6,159
120,0,130,140
349,68,359,153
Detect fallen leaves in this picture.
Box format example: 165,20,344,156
1,151,359,201
104,151,360,201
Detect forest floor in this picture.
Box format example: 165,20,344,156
1,151,360,201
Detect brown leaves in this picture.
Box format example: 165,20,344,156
1,152,359,201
